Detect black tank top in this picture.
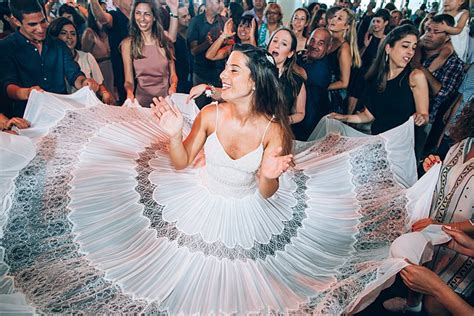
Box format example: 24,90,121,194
364,67,416,135
327,45,342,81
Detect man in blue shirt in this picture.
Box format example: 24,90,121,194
0,0,98,119
293,28,332,141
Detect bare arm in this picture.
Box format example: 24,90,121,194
153,99,213,170
289,83,306,124
190,39,212,56
168,56,178,94
443,226,474,257
90,0,113,28
120,38,135,100
427,44,454,73
258,125,293,198
409,68,429,125
187,84,224,103
206,36,232,60
44,0,55,22
206,18,234,60
81,29,96,53
438,11,469,36
164,0,179,43
6,84,43,101
328,43,351,90
417,66,442,96
401,265,474,316
329,107,375,124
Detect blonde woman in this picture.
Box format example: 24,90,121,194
327,8,361,114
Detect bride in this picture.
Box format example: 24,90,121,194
152,44,293,198
0,45,445,315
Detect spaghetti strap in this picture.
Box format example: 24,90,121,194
261,115,274,144
214,102,219,135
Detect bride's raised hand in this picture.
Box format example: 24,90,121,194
260,146,293,180
151,96,183,138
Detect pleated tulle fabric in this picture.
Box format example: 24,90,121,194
0,89,448,315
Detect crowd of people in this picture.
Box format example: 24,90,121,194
0,0,472,315
1,0,471,154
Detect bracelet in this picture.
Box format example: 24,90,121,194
169,12,178,19
204,84,216,98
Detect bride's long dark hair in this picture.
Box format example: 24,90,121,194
232,44,293,155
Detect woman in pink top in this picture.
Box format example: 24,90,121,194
81,0,116,104
121,0,178,107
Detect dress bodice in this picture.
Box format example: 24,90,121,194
203,132,263,197
201,104,272,197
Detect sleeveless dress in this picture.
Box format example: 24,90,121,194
133,44,170,107
363,67,416,135
451,11,469,62
327,45,347,114
81,28,115,96
348,36,382,101
0,89,450,315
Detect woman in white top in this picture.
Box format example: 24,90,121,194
47,17,115,104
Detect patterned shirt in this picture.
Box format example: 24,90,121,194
422,53,464,122
445,65,474,136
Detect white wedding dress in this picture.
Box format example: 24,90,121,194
0,89,449,315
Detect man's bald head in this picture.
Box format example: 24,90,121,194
306,27,330,60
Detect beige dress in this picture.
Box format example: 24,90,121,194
132,44,170,107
